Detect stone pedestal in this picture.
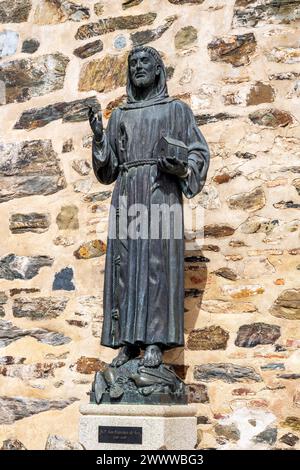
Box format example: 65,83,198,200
79,404,197,450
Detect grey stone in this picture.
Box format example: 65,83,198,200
72,159,91,176
0,397,78,424
273,200,300,209
235,322,281,347
253,427,277,445
9,213,50,234
0,319,71,348
21,38,40,54
13,297,68,320
0,361,65,380
14,96,101,130
62,139,74,153
45,435,83,450
235,151,256,160
0,254,53,280
0,0,31,23
168,0,205,3
233,0,300,28
194,363,262,383
122,0,143,8
0,53,69,104
83,191,112,203
0,30,19,58
0,139,66,202
195,113,238,126
131,15,177,47
53,268,75,291
261,363,285,371
114,35,127,50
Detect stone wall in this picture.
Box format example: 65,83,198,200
0,0,299,450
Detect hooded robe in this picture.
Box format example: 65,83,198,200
92,48,210,350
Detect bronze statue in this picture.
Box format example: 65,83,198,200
89,46,209,404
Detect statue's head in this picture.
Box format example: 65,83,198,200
128,46,162,89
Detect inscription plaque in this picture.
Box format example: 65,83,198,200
98,426,143,444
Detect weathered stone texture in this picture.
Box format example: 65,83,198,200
0,140,66,203
0,0,32,23
207,33,256,67
79,54,128,93
0,54,69,105
12,297,68,320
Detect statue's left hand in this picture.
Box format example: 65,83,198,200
158,156,188,178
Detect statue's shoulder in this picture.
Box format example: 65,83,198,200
170,98,192,112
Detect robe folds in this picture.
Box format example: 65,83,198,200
92,98,210,349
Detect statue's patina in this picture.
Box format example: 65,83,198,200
89,46,210,404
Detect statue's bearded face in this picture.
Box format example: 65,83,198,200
129,50,160,89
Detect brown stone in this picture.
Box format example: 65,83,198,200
240,216,279,234
235,323,281,348
78,54,128,94
0,361,64,380
171,364,189,380
13,297,68,320
74,240,106,259
34,0,90,25
187,383,209,403
187,326,229,350
94,2,104,15
0,54,69,104
175,26,198,50
228,186,266,212
208,33,256,67
10,288,40,297
0,0,32,24
267,47,300,64
168,0,205,3
214,267,238,281
281,417,300,432
1,439,27,450
215,424,240,441
62,139,74,153
246,81,275,106
75,356,108,374
73,40,103,59
75,12,156,40
122,0,144,8
249,108,294,127
9,213,50,234
56,205,79,230
293,178,300,195
201,299,257,314
204,224,235,238
103,95,127,119
222,284,264,298
270,289,300,320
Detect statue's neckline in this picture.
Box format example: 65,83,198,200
119,97,175,110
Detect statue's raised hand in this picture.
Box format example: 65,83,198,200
88,107,103,142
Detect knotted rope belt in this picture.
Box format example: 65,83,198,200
119,158,158,173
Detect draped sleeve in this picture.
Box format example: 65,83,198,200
92,109,119,185
178,102,210,199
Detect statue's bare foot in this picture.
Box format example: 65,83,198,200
111,344,140,368
141,345,163,368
